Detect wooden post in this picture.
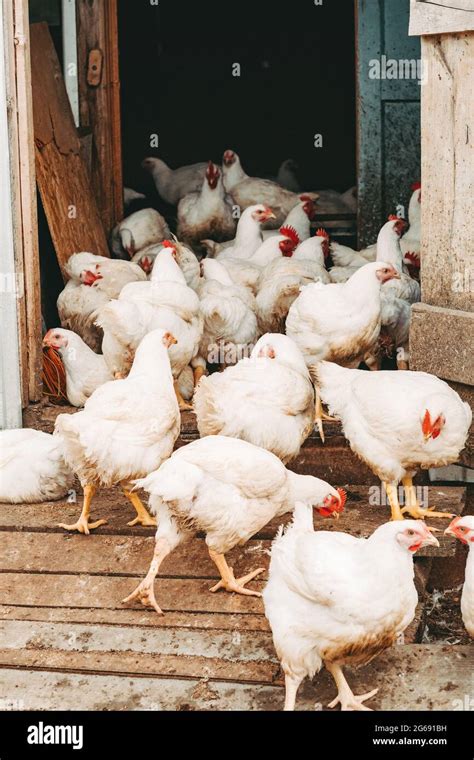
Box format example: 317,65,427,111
13,0,42,402
77,0,123,234
0,0,23,426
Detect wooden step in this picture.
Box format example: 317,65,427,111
0,637,470,711
24,403,431,485
0,485,465,556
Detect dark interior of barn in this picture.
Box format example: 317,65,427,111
32,0,357,327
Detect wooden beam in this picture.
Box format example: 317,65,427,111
0,0,23,425
419,33,474,312
13,0,42,402
30,23,109,279
76,0,123,233
410,0,474,36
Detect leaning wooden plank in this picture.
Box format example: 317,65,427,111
0,573,264,614
14,0,42,401
0,605,269,632
30,22,109,279
0,532,270,579
0,645,472,710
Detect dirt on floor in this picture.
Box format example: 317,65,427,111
423,587,472,645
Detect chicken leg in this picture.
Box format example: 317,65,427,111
58,484,108,535
326,662,378,711
283,672,304,711
121,537,171,615
193,365,206,386
314,386,335,444
383,481,404,521
401,476,455,520
174,380,193,411
122,484,157,527
208,549,264,597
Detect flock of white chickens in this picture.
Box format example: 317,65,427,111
0,148,472,711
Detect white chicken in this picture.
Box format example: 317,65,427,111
315,360,472,521
194,334,315,463
359,184,422,265
213,204,275,261
55,329,180,534
123,187,146,211
445,516,474,637
97,246,203,407
42,328,112,407
286,261,400,371
222,149,318,228
132,239,200,291
0,429,73,503
263,506,439,710
177,161,235,253
198,258,258,367
256,232,330,333
142,156,208,205
261,195,317,242
122,435,345,613
57,253,147,352
110,208,170,258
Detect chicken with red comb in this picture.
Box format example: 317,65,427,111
122,435,343,614
264,510,439,710
314,360,472,520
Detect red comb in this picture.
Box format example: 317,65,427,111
316,228,330,239
162,240,175,249
299,194,312,202
388,214,400,221
336,488,347,511
280,225,300,246
411,182,421,191
405,252,420,268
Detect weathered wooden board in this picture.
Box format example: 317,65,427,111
0,486,464,556
76,0,123,232
0,532,270,579
0,605,269,632
0,573,264,614
0,645,471,711
419,32,474,313
30,22,109,278
410,0,474,36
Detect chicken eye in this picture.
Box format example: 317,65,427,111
406,529,415,536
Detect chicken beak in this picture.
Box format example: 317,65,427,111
444,517,460,537
266,211,276,220
422,527,440,548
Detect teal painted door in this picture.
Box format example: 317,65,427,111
357,0,421,246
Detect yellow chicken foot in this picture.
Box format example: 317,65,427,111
383,481,404,521
314,386,334,443
58,484,108,534
326,662,378,711
193,365,206,386
122,484,157,527
208,549,264,596
122,537,171,615
174,380,194,411
401,476,455,520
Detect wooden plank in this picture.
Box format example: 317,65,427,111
0,573,265,614
76,0,123,233
0,486,464,556
3,0,28,407
30,22,109,279
0,605,270,632
0,645,471,710
0,532,270,579
0,619,278,684
419,32,474,312
410,0,474,36
14,0,42,402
